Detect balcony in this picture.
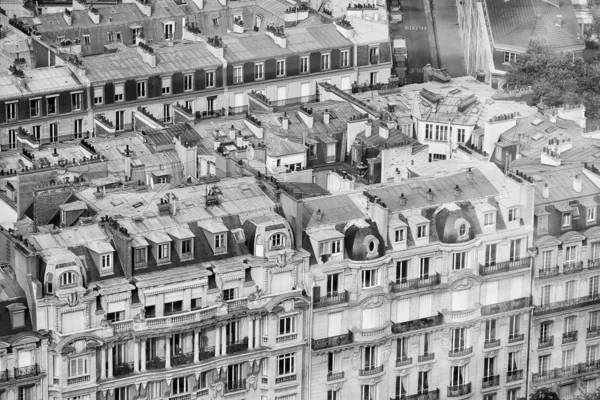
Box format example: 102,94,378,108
227,298,248,312
145,306,217,329
563,261,583,274
314,290,349,308
146,357,166,370
112,319,133,333
311,331,353,351
484,339,501,349
359,365,384,376
171,352,194,366
479,257,530,276
199,346,215,361
226,337,248,354
482,375,499,389
534,294,600,316
507,369,524,383
390,389,440,400
326,155,336,163
447,383,471,397
418,353,435,363
275,374,297,384
392,313,443,335
448,346,473,358
390,274,441,293
272,95,319,112
589,258,600,270
538,336,554,349
67,375,90,385
228,106,247,116
327,372,344,381
170,395,191,400
14,364,38,379
113,362,134,376
562,330,578,344
224,379,246,394
480,296,532,316
276,334,297,344
588,326,600,339
538,266,560,279
396,356,413,367
533,361,600,384
508,333,525,343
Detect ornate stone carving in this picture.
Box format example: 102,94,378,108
381,340,393,364
248,286,264,301
363,295,385,308
351,346,361,370
247,375,257,391
134,308,145,323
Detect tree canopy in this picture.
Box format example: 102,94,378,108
528,388,560,400
575,388,600,400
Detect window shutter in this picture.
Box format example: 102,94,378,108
191,287,203,298
164,291,183,303
59,92,71,114
312,285,321,301
265,59,276,80
225,64,234,86
107,300,126,313
104,82,115,105
419,294,432,318
243,62,255,84
125,80,137,101
194,69,205,91
148,76,161,98
145,294,156,306
379,42,391,63
510,276,523,299
215,66,223,87
349,46,354,67
172,72,184,94
331,49,340,70
485,281,499,305
309,52,321,73
396,298,409,323
357,45,369,66
286,55,300,76
0,101,5,123
328,311,342,336
18,98,29,120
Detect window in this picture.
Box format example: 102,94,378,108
457,128,465,143
483,356,495,378
101,254,112,269
484,243,497,267
215,233,225,251
326,273,339,296
234,66,243,83
270,233,285,249
590,311,600,330
507,388,521,400
112,83,124,102
164,300,182,315
48,96,58,114
417,224,428,239
509,238,521,261
485,319,496,341
418,371,429,393
541,250,553,270
277,353,295,376
30,99,40,117
504,52,517,63
163,104,171,123
450,365,465,387
538,215,548,234
451,327,466,351
83,34,90,45
540,321,552,340
563,349,574,369
321,53,330,70
69,356,88,377
32,125,40,140
114,388,128,400
300,56,309,73
70,92,82,111
135,248,146,263
206,71,215,87
591,276,600,296
115,110,124,131
362,269,378,288
563,212,572,227
279,316,296,335
369,47,379,63
508,207,519,222
158,243,170,260
539,355,550,375
107,310,124,322
369,71,378,85
181,239,192,255
540,285,551,305
395,375,408,398
452,252,467,270
60,271,77,286
255,63,264,80
183,74,193,92
191,296,202,310
18,387,32,400
484,212,495,227
161,76,172,95
589,207,597,222
458,223,467,237
137,81,147,98
565,315,576,333
363,345,377,369
213,17,219,26
509,315,521,337
419,257,430,279
74,119,83,137
49,122,59,143
588,345,599,364
116,32,122,41
565,245,578,263
341,50,349,67
223,288,237,301
8,129,16,149
172,377,188,395
565,280,576,300
328,390,340,400
276,60,286,77
592,242,600,261
425,124,433,140
319,239,342,256
508,351,520,374
394,228,405,243
361,384,377,400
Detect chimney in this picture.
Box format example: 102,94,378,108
467,167,474,180
426,189,433,201
137,44,157,67
573,174,582,193
454,184,461,197
244,115,264,139
370,199,389,245
134,0,152,17
543,183,550,199
298,107,314,129
63,9,72,26
388,102,397,113
281,112,289,130
158,198,170,216
236,131,243,148
324,109,330,125
229,125,236,140
399,193,406,206
315,209,323,221
88,7,100,24
365,121,372,137
379,123,389,139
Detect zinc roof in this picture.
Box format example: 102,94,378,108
0,66,84,101
302,193,368,229
532,165,600,205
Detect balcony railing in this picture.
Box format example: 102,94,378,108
481,296,532,316
14,364,38,379
112,319,133,333
563,261,583,274
314,290,349,308
359,365,384,376
224,379,246,393
589,258,600,270
392,313,443,335
272,95,319,111
533,361,600,383
390,388,440,400
275,374,296,384
508,333,525,343
418,353,435,362
67,375,90,385
113,362,134,376
479,257,530,276
447,383,471,397
276,334,297,343
312,331,353,351
538,266,560,278
396,356,413,367
538,336,554,349
448,346,473,358
562,330,578,344
169,394,191,400
482,375,499,389
534,294,600,316
146,306,217,329
327,371,344,381
146,357,166,370
390,274,441,293
484,339,501,349
171,352,194,366
227,297,248,312
226,337,248,354
228,106,247,115
199,346,215,361
507,369,523,383
588,326,600,338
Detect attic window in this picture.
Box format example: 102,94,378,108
394,228,405,243
458,223,467,236
417,224,428,239
562,212,572,227
508,207,520,222
7,304,26,329
232,228,245,243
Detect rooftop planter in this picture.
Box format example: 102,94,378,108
9,17,38,36
8,64,24,78
136,106,165,128
184,22,201,35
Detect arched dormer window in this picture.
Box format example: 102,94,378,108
60,271,78,287
270,233,286,250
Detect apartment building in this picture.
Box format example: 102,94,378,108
272,163,536,400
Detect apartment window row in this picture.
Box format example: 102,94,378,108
424,123,449,142
8,93,85,121
539,275,600,305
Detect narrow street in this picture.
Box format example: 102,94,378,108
432,0,467,77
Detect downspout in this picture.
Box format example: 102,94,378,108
303,279,315,400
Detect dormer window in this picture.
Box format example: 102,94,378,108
158,243,170,261
394,228,405,243
46,273,54,294
101,254,112,270
319,239,342,255
562,213,572,227
232,229,245,243
271,233,286,249
508,207,520,222
588,207,596,223
215,233,226,252
417,224,428,239
484,212,495,227
135,247,147,264
60,271,77,287
458,223,466,236
538,215,548,234
182,239,193,257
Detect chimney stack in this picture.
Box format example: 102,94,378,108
365,121,372,137
454,185,461,197
229,125,236,140
426,189,433,201
573,174,582,193
324,109,330,125
543,183,550,199
467,167,474,180
282,112,289,130
399,193,406,206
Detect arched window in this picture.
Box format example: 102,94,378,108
60,271,77,287
270,233,286,249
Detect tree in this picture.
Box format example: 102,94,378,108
575,388,600,400
528,388,560,400
588,0,600,39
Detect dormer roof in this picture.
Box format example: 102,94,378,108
86,241,115,254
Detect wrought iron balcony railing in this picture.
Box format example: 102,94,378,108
14,364,38,379
314,290,349,308
484,339,500,349
311,331,353,351
224,379,246,393
535,294,600,316
418,353,435,362
481,296,532,316
146,357,165,370
226,337,248,354
447,383,471,397
392,313,443,335
113,362,134,376
482,375,499,389
171,352,194,366
390,389,440,400
327,371,344,381
507,369,523,383
562,331,578,344
538,266,560,278
359,365,384,376
390,274,441,293
538,336,554,349
396,356,413,367
508,333,525,343
479,257,530,276
533,361,600,383
448,346,473,358
563,261,583,274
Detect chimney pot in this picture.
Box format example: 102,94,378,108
454,185,460,197
467,167,474,180
543,183,550,199
399,193,406,206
